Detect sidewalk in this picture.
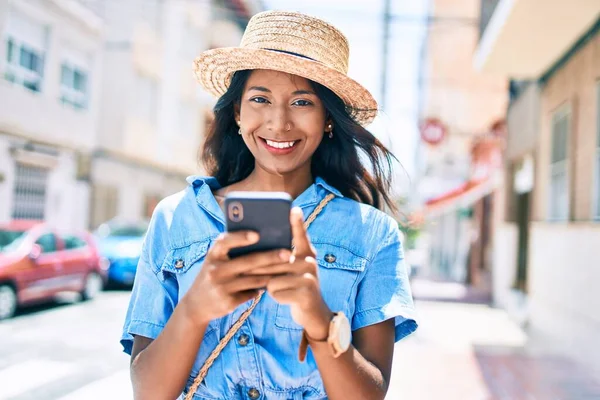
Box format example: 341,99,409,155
385,279,600,400
409,277,493,304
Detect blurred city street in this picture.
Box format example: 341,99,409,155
1,0,600,398
2,282,600,400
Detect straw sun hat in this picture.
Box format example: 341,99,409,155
193,11,378,125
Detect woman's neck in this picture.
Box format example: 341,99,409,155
230,165,313,199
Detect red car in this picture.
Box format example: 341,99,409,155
0,220,108,320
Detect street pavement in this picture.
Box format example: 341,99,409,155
1,286,599,400
0,290,132,400
386,279,600,399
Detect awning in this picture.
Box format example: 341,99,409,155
423,174,501,218
474,0,600,78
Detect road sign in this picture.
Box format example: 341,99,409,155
420,118,446,145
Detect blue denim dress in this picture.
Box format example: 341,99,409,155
121,176,418,399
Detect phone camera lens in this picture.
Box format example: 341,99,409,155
229,203,243,222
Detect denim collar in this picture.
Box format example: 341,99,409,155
185,175,343,226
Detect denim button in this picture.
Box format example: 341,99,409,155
175,259,185,269
238,333,249,346
248,388,260,399
324,253,336,263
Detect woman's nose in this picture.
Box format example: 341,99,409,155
267,106,291,133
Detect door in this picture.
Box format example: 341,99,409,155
59,234,95,292
19,233,64,303
514,192,530,292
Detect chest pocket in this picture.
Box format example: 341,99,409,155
161,239,211,284
275,242,367,331
160,238,213,319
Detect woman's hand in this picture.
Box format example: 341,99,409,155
248,207,334,340
181,231,291,328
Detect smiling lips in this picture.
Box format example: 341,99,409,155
260,137,300,154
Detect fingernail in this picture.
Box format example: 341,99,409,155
280,250,290,260
247,232,259,241
292,207,303,217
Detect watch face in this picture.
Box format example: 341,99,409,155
338,314,352,351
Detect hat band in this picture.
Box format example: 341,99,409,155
265,48,316,62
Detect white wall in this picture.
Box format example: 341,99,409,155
96,0,218,174
492,223,517,307
0,82,97,150
91,157,186,221
0,0,103,150
490,222,531,326
156,1,210,171
45,151,90,231
528,223,600,376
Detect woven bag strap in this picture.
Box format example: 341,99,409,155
185,193,335,399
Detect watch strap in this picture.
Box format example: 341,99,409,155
298,312,347,362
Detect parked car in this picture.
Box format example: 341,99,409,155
94,219,149,287
0,220,108,320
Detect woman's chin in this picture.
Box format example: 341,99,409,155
255,160,306,177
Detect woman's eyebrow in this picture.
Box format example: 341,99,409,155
292,89,316,96
247,86,271,92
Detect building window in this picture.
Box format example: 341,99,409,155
60,63,88,109
548,107,570,221
62,235,88,250
6,37,14,62
135,74,158,123
12,162,49,220
595,82,600,220
4,37,45,92
3,10,47,93
36,233,57,253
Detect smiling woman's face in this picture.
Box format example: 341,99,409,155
235,69,330,177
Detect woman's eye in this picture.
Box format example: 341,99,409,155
292,99,312,106
250,97,269,104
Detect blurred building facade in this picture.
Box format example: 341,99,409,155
476,0,600,375
418,0,508,289
0,0,104,230
0,0,261,231
82,0,260,229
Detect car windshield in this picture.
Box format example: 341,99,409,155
0,229,27,253
95,222,148,238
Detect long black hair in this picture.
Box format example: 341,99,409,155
201,70,398,213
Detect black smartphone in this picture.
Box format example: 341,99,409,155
224,191,293,259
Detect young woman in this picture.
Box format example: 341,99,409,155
121,10,417,400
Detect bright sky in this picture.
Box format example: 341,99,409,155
264,0,429,197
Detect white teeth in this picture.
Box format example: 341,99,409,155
266,139,296,149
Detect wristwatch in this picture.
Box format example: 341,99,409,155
298,311,351,362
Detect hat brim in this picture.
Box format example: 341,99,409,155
193,47,378,126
